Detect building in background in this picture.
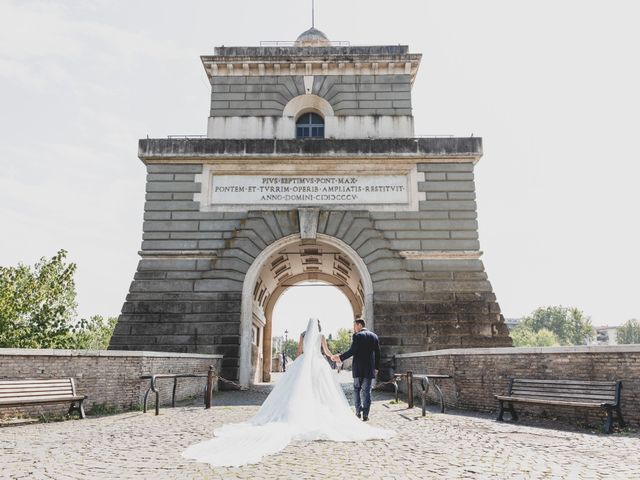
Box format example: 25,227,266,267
110,26,512,385
595,325,619,345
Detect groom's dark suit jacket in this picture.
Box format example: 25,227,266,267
339,328,381,379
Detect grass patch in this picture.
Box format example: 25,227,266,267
88,403,122,416
88,403,143,416
37,413,73,423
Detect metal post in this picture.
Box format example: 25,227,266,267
407,371,414,409
172,377,178,408
205,365,214,409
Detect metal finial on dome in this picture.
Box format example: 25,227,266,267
294,0,330,47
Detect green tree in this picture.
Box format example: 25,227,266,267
0,250,78,348
328,328,353,354
70,315,118,350
616,319,640,345
282,339,299,359
517,306,595,346
511,326,560,347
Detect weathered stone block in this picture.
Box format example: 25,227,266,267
130,280,194,292
147,174,173,181
396,231,450,240
389,239,422,251
448,192,476,200
144,212,172,220
420,239,480,250
446,172,474,181
144,221,199,232
374,220,420,230
374,74,411,84
145,201,200,212
419,200,477,211
141,240,199,250
420,219,479,230
199,220,241,231
146,193,172,201
417,163,474,173
418,181,475,192
147,163,202,173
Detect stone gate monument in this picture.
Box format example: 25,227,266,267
109,28,512,385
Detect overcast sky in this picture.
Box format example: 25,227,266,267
1,0,638,337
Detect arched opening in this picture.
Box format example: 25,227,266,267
269,279,354,380
239,234,373,386
296,112,325,138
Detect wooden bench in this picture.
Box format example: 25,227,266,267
495,378,624,433
393,371,452,415
0,378,87,419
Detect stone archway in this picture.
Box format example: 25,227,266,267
239,233,373,386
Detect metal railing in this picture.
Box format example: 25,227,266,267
259,40,350,47
167,134,207,139
140,366,216,415
413,134,456,138
164,135,462,140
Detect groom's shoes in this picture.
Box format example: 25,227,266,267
356,411,362,419
362,415,369,422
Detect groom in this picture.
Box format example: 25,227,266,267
331,319,380,422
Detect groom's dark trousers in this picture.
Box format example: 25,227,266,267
339,328,381,417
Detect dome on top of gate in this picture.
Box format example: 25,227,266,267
295,27,331,47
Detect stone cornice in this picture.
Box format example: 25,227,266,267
201,53,422,83
138,138,483,163
399,250,483,260
138,250,218,259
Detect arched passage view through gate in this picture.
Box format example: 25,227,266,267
239,234,373,385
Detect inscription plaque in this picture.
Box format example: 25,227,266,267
210,175,409,205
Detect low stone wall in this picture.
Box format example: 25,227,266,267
0,349,223,418
395,345,640,428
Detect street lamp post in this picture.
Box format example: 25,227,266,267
283,330,288,372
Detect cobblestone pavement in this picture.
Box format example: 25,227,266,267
1,383,639,480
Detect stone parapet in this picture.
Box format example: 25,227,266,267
0,349,222,419
395,346,640,427
212,45,411,57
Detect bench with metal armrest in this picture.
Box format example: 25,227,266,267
495,378,624,433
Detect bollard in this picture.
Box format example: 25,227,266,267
205,365,214,409
407,371,414,409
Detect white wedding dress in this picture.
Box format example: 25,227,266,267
182,318,394,467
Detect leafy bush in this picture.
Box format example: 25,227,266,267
511,326,560,347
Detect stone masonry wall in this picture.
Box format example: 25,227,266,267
395,346,640,428
111,157,510,382
0,349,222,418
210,74,412,117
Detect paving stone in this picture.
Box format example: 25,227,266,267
1,383,638,480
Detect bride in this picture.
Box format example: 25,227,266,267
182,318,394,467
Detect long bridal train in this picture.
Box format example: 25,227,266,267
182,318,394,467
